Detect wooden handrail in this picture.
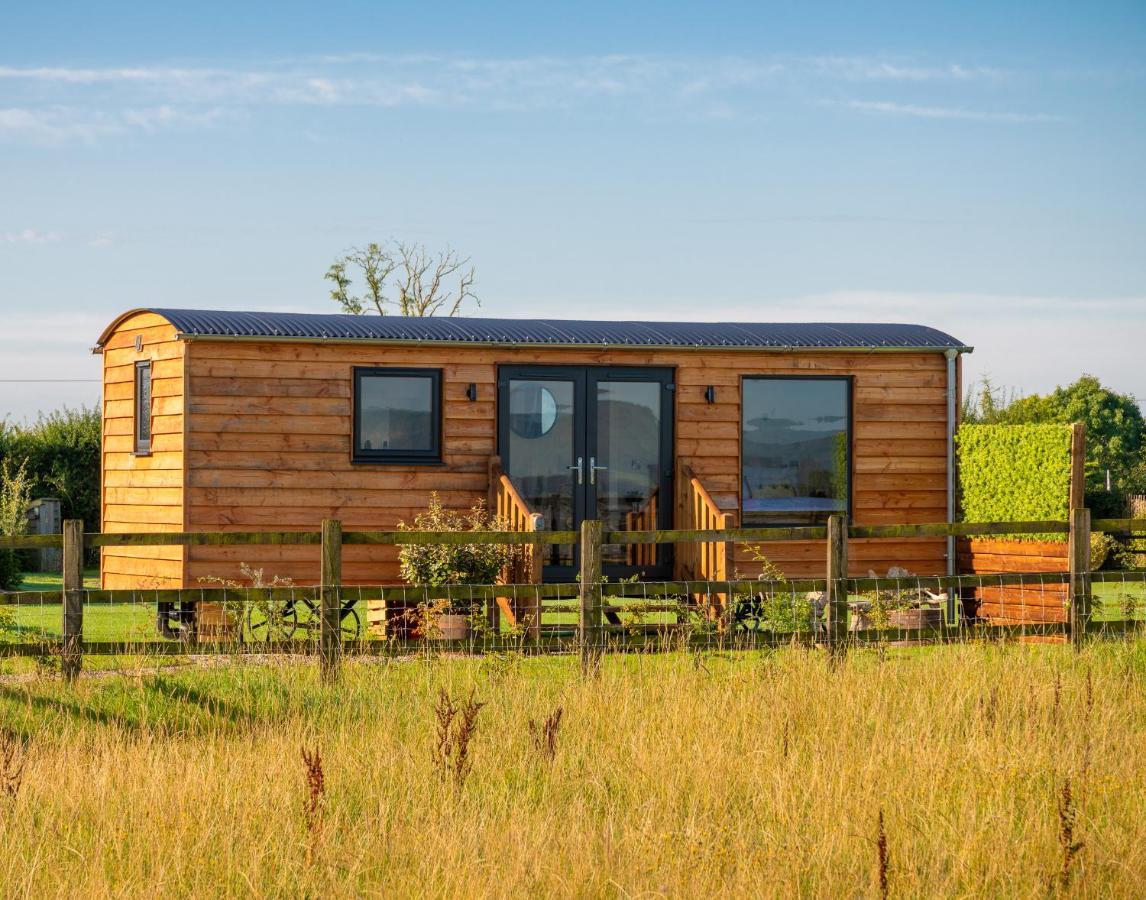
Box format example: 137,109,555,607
676,464,734,581
487,455,545,633
624,488,659,566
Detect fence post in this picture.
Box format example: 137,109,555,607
579,519,603,675
1068,506,1091,649
528,513,545,641
61,519,84,681
320,518,342,682
1069,423,1086,513
826,515,849,654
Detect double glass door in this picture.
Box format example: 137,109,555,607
498,366,674,580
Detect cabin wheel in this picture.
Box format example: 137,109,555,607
732,593,768,632
339,607,362,642
246,601,299,642
157,601,197,641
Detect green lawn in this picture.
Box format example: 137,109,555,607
16,569,100,592
1093,579,1146,621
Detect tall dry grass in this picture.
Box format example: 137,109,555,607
0,641,1142,897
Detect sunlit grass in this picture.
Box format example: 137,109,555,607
0,641,1142,896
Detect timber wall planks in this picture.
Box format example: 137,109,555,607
99,314,956,587
178,340,951,584
100,312,186,588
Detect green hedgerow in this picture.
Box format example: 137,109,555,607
955,424,1072,538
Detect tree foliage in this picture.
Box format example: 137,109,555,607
0,406,101,531
0,459,34,590
963,375,1146,506
325,241,478,317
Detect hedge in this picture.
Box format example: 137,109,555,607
955,424,1072,533
0,407,101,567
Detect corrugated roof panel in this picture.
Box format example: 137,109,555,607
100,309,969,351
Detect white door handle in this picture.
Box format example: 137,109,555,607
568,457,584,485
589,456,608,485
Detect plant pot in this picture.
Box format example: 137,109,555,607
850,605,944,632
432,613,471,641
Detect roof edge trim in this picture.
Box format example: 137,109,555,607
172,330,974,354
92,308,177,353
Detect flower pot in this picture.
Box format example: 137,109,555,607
432,613,471,641
850,604,944,635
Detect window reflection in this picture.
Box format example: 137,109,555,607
507,380,576,567
741,378,849,525
358,375,435,452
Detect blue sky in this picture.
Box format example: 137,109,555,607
1,1,1144,420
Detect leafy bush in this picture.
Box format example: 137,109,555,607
397,493,519,611
732,546,814,633
0,459,34,590
955,424,1072,537
1090,532,1118,571
0,407,101,530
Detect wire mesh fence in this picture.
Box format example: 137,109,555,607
1,516,1144,679
2,572,1142,665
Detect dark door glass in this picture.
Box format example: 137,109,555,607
505,378,580,569
593,380,663,568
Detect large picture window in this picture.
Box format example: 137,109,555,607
741,377,851,525
134,360,152,455
353,367,442,464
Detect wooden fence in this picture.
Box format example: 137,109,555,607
1,514,1144,681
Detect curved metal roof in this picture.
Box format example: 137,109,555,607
96,308,970,352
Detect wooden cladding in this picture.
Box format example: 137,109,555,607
957,537,1070,624
101,312,186,589
101,314,957,588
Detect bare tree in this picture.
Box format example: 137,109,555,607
324,241,478,317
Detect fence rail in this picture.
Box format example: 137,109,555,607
1,515,1144,680
4,517,1145,551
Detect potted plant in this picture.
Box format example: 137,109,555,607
398,493,518,640
850,567,946,636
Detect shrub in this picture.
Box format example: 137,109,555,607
1090,532,1118,570
955,424,1072,537
397,493,518,611
0,459,34,591
733,546,813,633
0,407,100,529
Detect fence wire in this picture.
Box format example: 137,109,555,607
0,572,1143,670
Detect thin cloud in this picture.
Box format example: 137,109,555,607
0,228,62,244
844,100,1064,123
0,104,232,144
0,53,1074,143
812,57,1008,81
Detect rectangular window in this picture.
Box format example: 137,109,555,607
353,367,442,464
134,360,152,455
741,377,851,525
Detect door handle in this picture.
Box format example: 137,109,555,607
589,457,608,485
568,456,584,485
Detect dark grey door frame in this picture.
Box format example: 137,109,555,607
497,364,675,581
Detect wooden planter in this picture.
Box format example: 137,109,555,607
957,538,1069,624
850,606,944,632
365,601,471,640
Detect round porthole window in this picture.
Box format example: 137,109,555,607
509,384,559,439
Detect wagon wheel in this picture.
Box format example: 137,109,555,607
247,601,298,642
339,607,362,642
733,593,768,633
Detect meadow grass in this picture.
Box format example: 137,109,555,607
0,641,1142,897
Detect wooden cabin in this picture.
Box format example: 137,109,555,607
94,309,970,590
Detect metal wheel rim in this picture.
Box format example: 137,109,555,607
247,602,299,641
